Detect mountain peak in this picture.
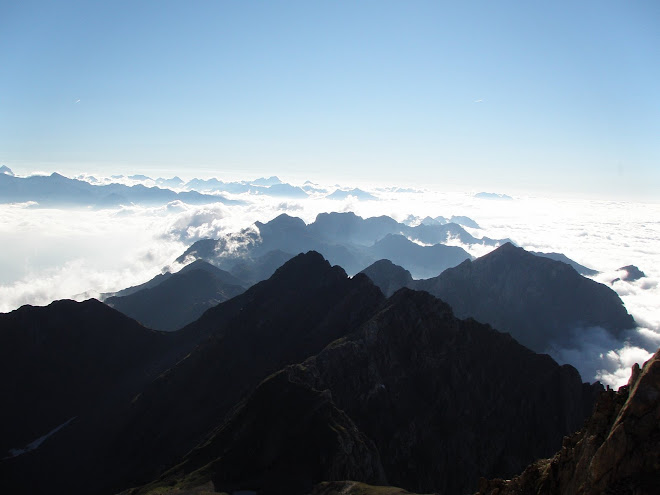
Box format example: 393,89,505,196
269,251,346,286
360,259,414,297
258,213,306,230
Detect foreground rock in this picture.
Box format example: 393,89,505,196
476,348,660,495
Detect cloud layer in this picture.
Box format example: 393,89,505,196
1,182,658,389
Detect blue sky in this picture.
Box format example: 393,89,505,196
1,1,659,198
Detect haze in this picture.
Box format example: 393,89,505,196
1,1,659,199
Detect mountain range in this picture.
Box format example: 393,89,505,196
176,212,510,279
0,252,616,495
101,223,629,350
0,172,238,207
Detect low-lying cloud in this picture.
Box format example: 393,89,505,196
1,179,659,389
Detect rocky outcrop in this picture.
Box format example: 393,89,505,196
476,348,660,495
615,264,647,283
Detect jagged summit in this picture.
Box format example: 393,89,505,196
267,250,348,287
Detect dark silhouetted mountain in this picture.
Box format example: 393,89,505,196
616,264,646,282
475,192,513,200
530,251,599,276
0,300,176,460
133,288,600,495
105,260,246,331
371,234,471,278
0,252,385,495
360,259,413,297
450,215,480,228
413,243,635,352
102,253,384,490
0,172,237,207
0,165,14,176
477,348,660,495
326,188,378,200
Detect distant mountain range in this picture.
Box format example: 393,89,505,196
0,252,611,495
0,172,238,207
176,211,510,279
0,171,405,205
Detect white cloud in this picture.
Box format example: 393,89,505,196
1,184,658,390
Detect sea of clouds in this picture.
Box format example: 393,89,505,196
1,175,658,389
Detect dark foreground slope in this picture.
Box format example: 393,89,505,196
0,252,384,495
0,299,175,458
135,289,601,495
477,348,660,495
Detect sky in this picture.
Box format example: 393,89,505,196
1,0,659,199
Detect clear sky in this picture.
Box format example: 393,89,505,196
1,0,659,199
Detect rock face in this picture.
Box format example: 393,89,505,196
476,348,660,495
414,242,635,353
